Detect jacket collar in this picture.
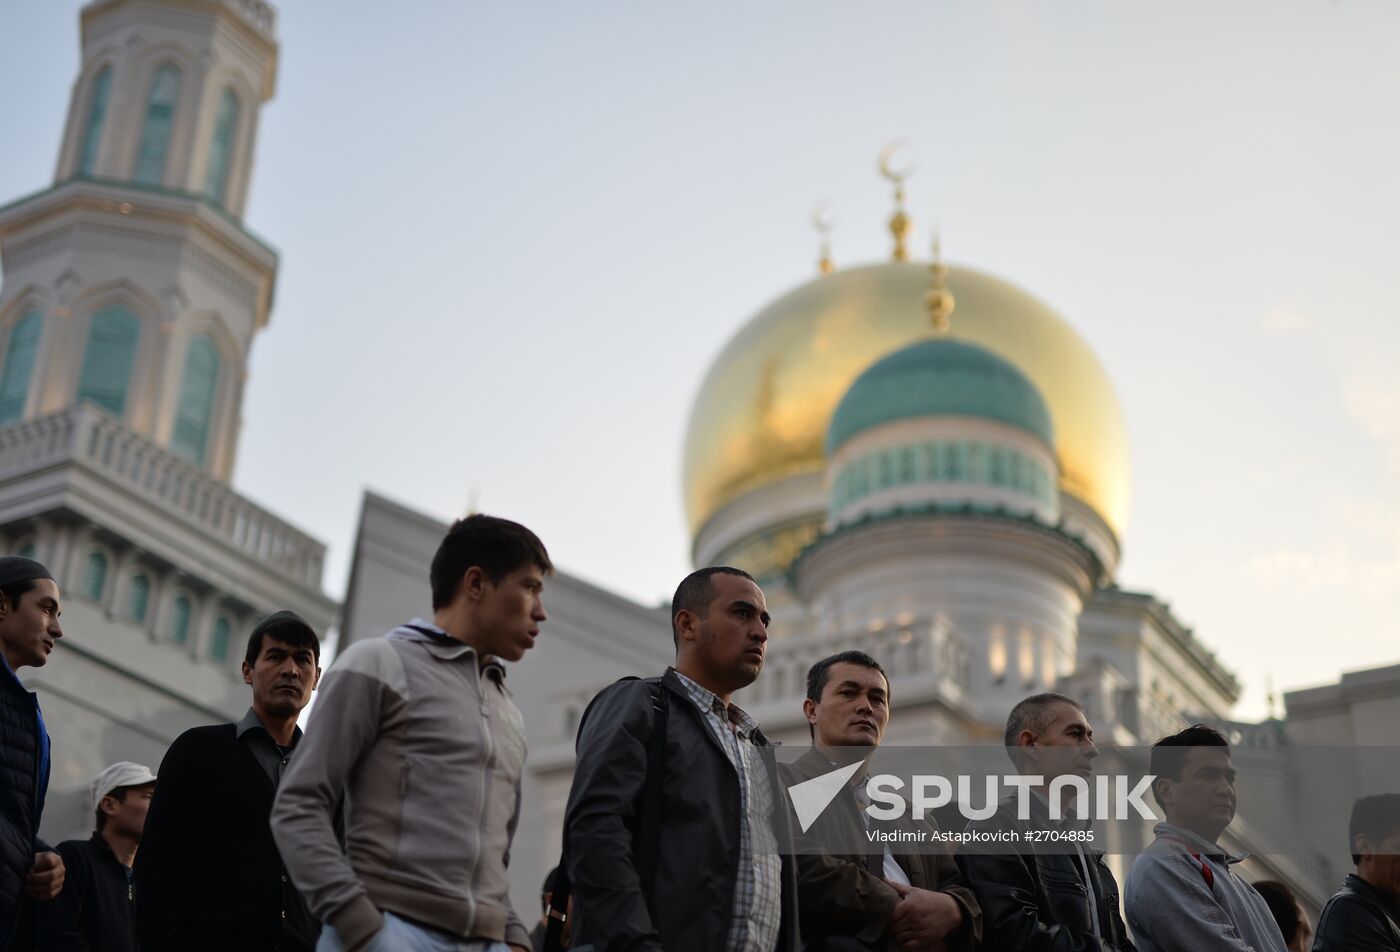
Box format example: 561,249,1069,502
1345,873,1400,921
396,620,506,682
660,667,769,746
1154,821,1248,865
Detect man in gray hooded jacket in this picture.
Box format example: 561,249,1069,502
1125,725,1288,952
272,514,551,952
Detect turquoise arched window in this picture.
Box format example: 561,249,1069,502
203,89,240,205
127,574,150,622
170,595,191,644
209,616,231,662
135,64,181,185
172,336,219,465
79,67,112,175
76,307,140,416
0,312,42,425
82,551,108,601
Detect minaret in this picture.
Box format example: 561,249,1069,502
0,0,280,479
0,1,334,844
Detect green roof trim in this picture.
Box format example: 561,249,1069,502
826,338,1053,455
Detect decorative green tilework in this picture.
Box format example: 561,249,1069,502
832,439,1055,514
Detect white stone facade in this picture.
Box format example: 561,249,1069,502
0,0,334,844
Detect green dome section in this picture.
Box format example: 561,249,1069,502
827,338,1054,456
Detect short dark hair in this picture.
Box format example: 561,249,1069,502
1003,693,1082,749
1148,725,1230,808
806,650,888,705
244,611,322,668
1349,793,1400,866
1252,880,1301,945
669,566,755,647
94,786,126,833
805,650,888,740
0,579,39,612
430,514,553,610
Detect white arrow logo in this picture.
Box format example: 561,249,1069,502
786,760,865,833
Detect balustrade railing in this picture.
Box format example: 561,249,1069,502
0,406,323,586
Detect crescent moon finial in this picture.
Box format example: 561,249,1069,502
878,140,916,186
878,141,916,261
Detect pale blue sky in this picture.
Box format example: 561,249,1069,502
3,0,1398,719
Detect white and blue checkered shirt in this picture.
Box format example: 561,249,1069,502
673,671,782,952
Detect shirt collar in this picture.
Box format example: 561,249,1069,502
1155,821,1248,865
236,707,302,746
672,669,760,739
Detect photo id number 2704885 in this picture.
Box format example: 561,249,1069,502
1026,828,1096,844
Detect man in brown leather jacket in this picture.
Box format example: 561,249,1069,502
779,650,981,952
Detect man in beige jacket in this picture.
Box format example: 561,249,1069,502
272,514,551,952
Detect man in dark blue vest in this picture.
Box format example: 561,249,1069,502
0,556,67,950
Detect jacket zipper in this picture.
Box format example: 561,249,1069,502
465,658,493,933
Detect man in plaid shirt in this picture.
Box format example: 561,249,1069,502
563,567,800,952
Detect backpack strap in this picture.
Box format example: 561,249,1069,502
545,676,669,952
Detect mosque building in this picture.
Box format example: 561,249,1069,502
1,0,1397,926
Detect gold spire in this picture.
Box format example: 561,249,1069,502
811,204,835,275
878,141,915,261
1266,675,1278,719
925,230,955,332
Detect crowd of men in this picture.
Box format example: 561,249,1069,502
0,523,1396,952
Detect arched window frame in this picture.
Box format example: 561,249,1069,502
0,311,43,425
127,573,150,623
82,549,109,601
169,593,192,644
78,66,113,176
203,88,240,206
171,335,221,465
209,616,232,663
75,305,141,417
134,62,182,185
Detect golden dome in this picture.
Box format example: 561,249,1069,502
682,261,1130,541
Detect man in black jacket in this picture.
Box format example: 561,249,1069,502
564,566,800,952
957,692,1134,952
134,611,322,952
1313,793,1400,952
36,760,157,951
0,556,66,951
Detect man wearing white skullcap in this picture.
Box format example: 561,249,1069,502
37,761,157,951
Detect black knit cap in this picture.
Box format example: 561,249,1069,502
0,556,55,588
